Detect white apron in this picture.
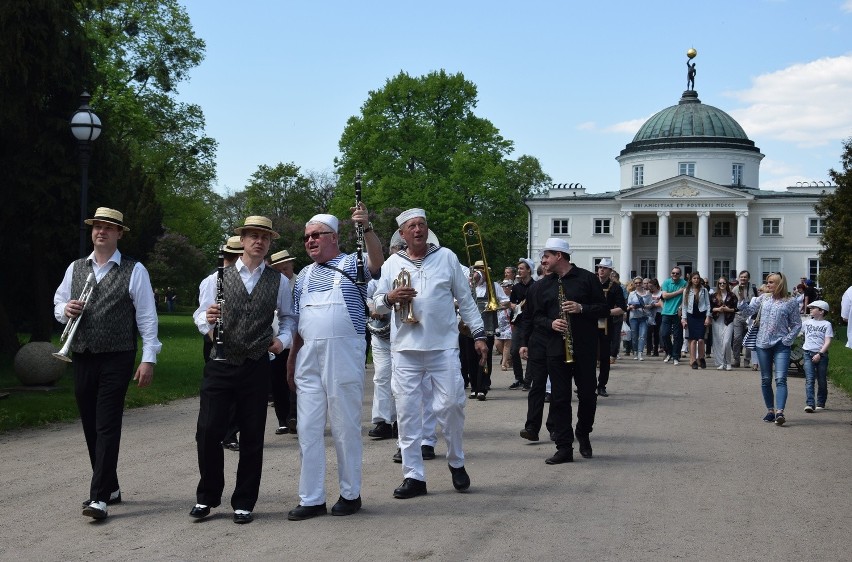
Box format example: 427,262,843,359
295,264,365,504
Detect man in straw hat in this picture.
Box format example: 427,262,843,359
373,208,487,499
517,238,608,464
191,216,296,524
286,204,384,520
53,206,161,520
193,236,244,452
268,248,297,435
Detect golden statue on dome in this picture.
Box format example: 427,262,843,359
686,48,697,90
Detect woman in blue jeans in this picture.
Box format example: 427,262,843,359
626,277,653,361
738,273,802,426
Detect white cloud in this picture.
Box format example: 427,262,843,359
725,54,852,147
842,0,852,13
602,116,651,134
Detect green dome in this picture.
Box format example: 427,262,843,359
620,91,760,156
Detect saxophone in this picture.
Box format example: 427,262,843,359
558,280,575,364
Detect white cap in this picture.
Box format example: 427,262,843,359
808,300,829,312
307,213,339,233
396,208,426,227
596,257,614,269
542,237,571,255
518,258,534,271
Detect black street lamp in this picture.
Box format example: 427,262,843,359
70,92,102,257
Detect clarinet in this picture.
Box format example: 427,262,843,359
354,171,367,285
212,239,227,361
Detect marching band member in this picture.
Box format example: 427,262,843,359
374,208,486,499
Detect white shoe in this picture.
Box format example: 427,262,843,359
673,359,680,366
663,355,671,363
633,354,639,360
717,364,724,370
82,500,108,520
815,406,826,411
638,353,644,361
804,405,815,413
725,364,732,371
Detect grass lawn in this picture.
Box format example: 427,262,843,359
828,335,852,397
0,313,205,432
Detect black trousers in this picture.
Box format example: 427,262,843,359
597,330,611,389
269,349,295,427
196,356,270,511
73,350,136,502
460,333,494,394
509,324,525,382
202,335,239,444
525,352,597,449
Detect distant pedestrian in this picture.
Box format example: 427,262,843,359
681,272,711,369
799,300,833,412
710,276,737,370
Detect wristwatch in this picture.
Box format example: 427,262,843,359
364,222,374,233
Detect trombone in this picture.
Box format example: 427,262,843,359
53,272,96,363
462,222,499,314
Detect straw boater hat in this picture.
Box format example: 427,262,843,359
234,216,279,239
222,236,244,254
84,207,130,231
270,249,295,265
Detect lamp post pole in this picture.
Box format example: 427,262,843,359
70,92,102,258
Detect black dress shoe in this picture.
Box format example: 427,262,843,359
287,416,297,434
509,381,522,389
476,392,487,401
545,449,574,465
597,387,609,397
576,432,593,458
287,503,327,521
223,441,240,451
368,421,394,439
275,426,289,435
520,428,539,441
393,478,427,499
82,501,108,520
189,504,211,518
82,490,121,508
699,357,707,369
392,448,402,463
233,511,254,524
421,444,436,460
331,495,362,516
449,464,470,492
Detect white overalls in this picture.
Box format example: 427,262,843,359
295,264,365,505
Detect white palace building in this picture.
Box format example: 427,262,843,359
525,81,835,285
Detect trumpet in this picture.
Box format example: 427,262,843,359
53,272,96,363
392,268,418,323
557,281,575,364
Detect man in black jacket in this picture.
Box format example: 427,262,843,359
518,238,608,464
508,258,535,389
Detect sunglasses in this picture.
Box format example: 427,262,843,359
303,231,334,242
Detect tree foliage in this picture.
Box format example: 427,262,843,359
815,136,852,324
332,70,550,268
145,230,209,304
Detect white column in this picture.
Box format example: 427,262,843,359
697,211,710,277
656,211,669,277
620,211,633,277
736,211,749,274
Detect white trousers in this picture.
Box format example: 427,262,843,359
392,349,465,481
371,336,396,424
711,317,734,366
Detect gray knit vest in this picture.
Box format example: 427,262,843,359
217,265,279,365
70,258,137,354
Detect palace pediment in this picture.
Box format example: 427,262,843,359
616,176,753,211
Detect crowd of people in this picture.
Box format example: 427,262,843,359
53,204,848,524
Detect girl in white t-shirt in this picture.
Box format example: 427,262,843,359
799,300,834,412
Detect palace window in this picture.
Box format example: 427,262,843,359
808,259,821,286
640,259,656,279
808,218,825,236
761,258,781,282
713,260,732,281
732,163,744,186
713,221,732,237
552,219,570,235
679,162,695,176
761,218,781,236
593,218,612,235
633,165,644,187
640,221,657,236
675,221,694,237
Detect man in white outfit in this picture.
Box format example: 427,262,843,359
841,285,852,349
286,205,383,520
374,208,487,499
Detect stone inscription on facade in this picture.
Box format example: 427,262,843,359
631,201,736,209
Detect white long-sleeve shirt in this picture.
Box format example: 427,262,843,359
53,249,162,363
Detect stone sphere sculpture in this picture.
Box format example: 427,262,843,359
13,342,67,385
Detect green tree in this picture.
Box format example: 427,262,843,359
816,136,852,324
145,230,209,306
332,70,550,268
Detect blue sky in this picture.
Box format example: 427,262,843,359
177,0,852,194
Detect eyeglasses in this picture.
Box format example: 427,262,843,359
302,231,334,242
671,272,681,276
